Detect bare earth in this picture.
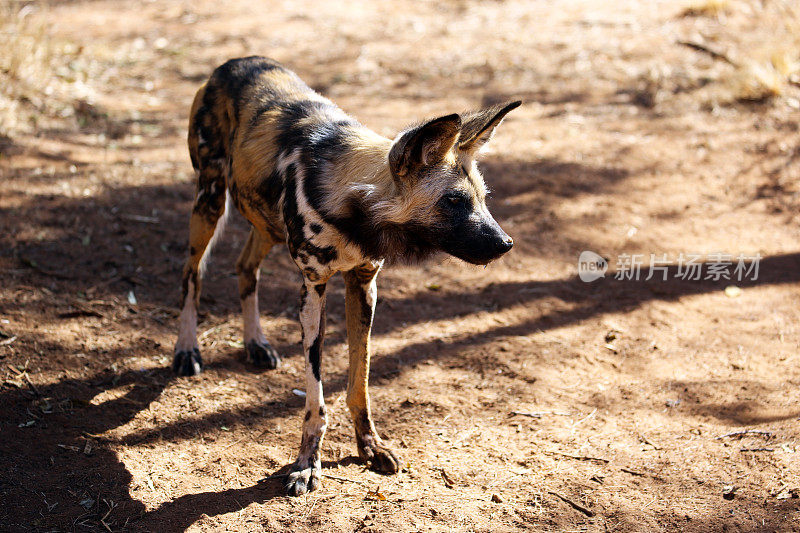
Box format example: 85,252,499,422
2,1,800,531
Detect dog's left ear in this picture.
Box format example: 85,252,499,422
458,100,522,156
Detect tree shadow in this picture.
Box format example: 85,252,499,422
596,496,800,533
693,401,800,425
372,251,800,335
1,365,172,531
87,251,800,453
3,142,799,529
0,149,634,367
662,379,800,425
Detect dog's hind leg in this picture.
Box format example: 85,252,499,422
173,165,227,376
236,227,280,369
344,264,399,474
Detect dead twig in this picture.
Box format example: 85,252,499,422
572,408,597,428
638,433,662,450
119,214,160,224
619,466,665,481
544,451,610,463
716,429,773,439
7,363,39,395
23,372,40,396
0,336,17,346
621,467,646,477
548,491,595,517
198,326,222,342
58,308,103,319
676,40,737,66
740,447,774,452
512,410,571,418
322,473,365,485
485,468,531,489
440,469,456,488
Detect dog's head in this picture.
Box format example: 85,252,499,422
387,101,520,265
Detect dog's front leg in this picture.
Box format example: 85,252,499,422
344,265,399,474
285,280,328,496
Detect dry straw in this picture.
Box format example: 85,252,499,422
686,0,800,102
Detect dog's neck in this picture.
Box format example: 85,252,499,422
319,130,438,262
324,130,397,222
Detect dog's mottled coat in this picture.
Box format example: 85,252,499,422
174,56,519,495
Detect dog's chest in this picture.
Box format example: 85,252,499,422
290,219,378,281
278,163,376,279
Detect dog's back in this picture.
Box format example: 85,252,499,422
187,56,362,239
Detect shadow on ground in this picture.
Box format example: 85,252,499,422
3,152,800,530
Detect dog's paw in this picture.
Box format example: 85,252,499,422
359,439,399,474
172,348,203,376
284,461,321,496
245,340,280,369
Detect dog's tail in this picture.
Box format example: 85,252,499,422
198,190,233,279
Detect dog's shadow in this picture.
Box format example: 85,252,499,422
135,474,287,531
134,457,374,530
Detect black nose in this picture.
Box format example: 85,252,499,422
496,235,513,254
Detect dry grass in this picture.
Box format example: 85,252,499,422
0,2,96,138
671,0,800,105
730,55,796,102
0,2,51,136
680,0,733,18
718,1,800,102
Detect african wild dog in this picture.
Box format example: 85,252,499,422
174,56,519,495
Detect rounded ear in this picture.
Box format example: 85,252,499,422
458,100,521,156
389,113,462,179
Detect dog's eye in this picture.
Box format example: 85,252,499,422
444,193,468,207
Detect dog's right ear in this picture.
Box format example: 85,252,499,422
389,114,461,180
458,100,521,156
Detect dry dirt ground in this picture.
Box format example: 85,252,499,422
2,0,800,531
